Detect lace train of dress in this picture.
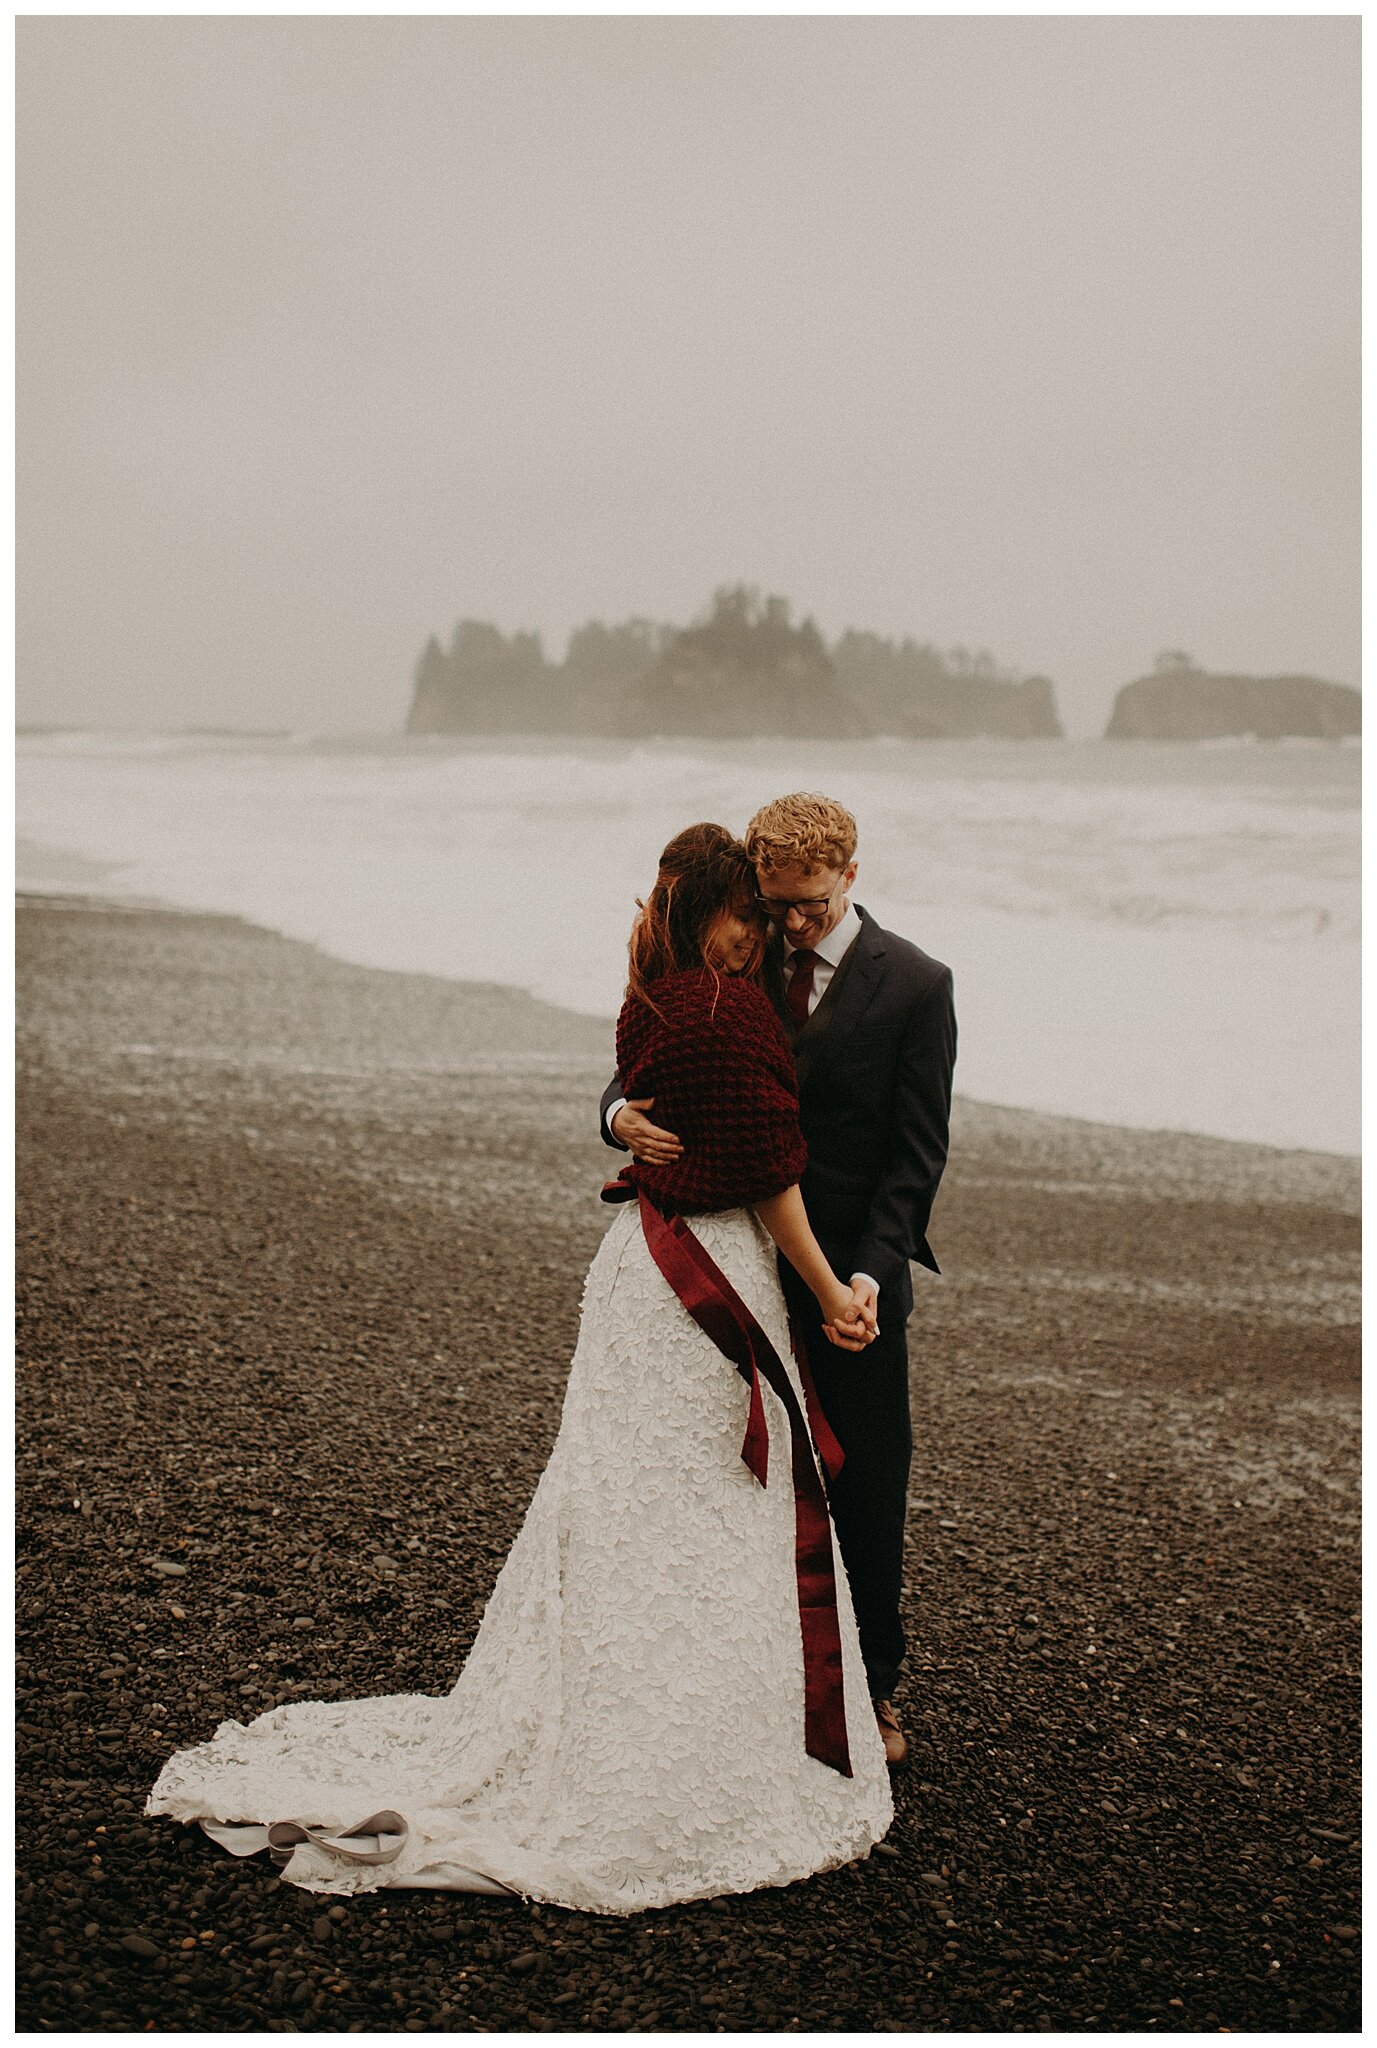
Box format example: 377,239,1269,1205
146,1204,893,1914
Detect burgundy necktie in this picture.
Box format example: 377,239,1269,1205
787,948,820,1030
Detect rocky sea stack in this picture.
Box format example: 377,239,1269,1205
406,586,1064,741
1106,663,1360,742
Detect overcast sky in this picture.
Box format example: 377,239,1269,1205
17,15,1358,739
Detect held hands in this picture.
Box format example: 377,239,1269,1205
610,1097,684,1167
613,1102,877,1353
820,1278,880,1352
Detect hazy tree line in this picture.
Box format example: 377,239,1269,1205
407,586,1064,739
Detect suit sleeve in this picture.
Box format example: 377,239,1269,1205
599,1074,628,1150
851,968,957,1296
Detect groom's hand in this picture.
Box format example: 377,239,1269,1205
610,1097,684,1166
827,1277,881,1343
823,1316,874,1351
842,1278,880,1337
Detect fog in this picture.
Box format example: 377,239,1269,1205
17,15,1358,739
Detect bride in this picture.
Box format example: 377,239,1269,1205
147,822,894,1913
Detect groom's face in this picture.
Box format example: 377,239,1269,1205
755,859,857,949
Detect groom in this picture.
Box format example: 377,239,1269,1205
601,792,956,1767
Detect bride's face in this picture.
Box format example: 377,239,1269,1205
703,903,763,974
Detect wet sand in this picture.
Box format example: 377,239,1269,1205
16,895,1359,2033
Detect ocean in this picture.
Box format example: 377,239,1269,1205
16,729,1359,1156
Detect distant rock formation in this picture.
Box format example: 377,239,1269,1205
622,590,863,739
831,630,1062,739
1106,664,1360,741
405,586,1064,741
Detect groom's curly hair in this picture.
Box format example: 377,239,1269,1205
744,793,858,874
626,823,768,1012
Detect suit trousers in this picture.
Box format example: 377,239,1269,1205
779,1260,913,1702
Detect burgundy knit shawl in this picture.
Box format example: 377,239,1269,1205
606,969,807,1215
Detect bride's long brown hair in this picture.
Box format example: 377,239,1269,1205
626,822,769,1012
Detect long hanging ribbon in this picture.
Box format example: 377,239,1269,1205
633,1187,853,1778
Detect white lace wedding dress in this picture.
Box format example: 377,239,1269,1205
146,1203,893,1914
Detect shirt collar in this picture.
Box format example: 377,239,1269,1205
784,901,862,968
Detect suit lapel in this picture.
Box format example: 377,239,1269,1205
793,907,886,1093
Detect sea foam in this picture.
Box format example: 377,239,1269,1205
17,730,1359,1155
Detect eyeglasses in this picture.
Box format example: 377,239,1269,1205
754,878,840,923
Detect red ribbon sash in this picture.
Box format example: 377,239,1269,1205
634,1187,853,1778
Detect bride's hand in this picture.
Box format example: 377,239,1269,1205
818,1280,877,1351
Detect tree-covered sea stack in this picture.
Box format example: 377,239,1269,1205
405,586,1065,740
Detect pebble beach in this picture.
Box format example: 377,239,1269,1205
16,894,1360,2033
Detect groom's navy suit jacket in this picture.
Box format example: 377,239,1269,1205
600,905,956,1314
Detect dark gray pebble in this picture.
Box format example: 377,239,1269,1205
14,900,1361,2039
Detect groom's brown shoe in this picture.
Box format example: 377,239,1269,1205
874,1698,908,1769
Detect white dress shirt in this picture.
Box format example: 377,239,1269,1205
609,901,880,1302
783,902,863,1017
